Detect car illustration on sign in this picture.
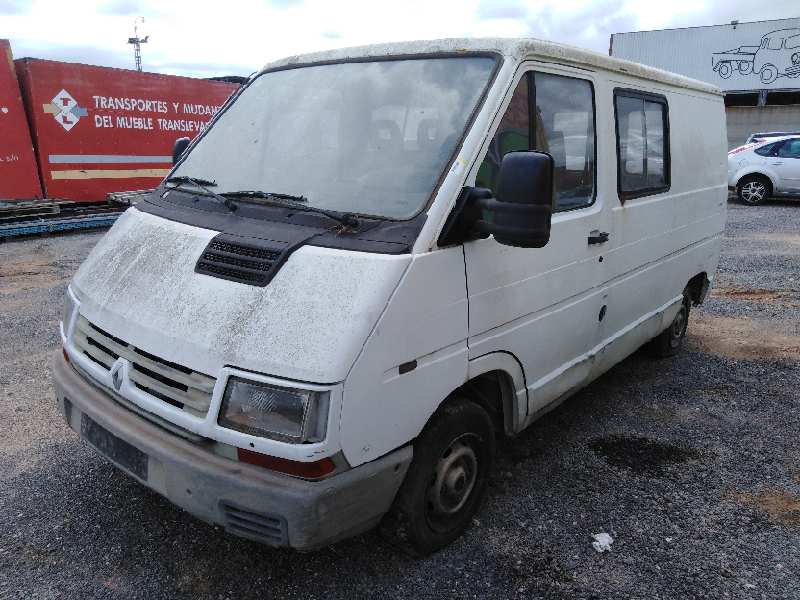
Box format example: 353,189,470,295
712,28,800,84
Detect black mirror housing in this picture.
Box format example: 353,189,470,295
172,137,191,164
474,151,554,248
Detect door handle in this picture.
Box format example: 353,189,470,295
588,230,609,245
772,161,784,165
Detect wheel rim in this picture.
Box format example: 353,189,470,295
669,303,687,348
426,435,479,527
741,181,766,203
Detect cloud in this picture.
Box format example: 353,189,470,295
4,0,800,78
0,0,29,14
475,0,528,21
97,0,142,15
267,0,303,7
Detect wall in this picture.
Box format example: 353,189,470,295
611,17,800,92
726,105,800,148
15,58,238,202
0,39,43,201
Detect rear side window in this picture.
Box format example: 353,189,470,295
614,90,670,200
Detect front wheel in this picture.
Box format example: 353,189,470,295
381,397,495,556
737,175,771,205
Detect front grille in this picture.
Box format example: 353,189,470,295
72,315,216,417
195,236,286,287
220,502,288,546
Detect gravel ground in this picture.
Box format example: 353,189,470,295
1,200,799,599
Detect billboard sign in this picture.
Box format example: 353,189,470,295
611,17,800,92
0,40,43,201
15,58,238,201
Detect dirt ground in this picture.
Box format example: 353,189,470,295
1,199,799,599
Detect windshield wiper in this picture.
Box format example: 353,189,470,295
165,175,218,187
164,175,236,211
220,190,359,227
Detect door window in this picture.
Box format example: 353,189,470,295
614,90,670,199
475,76,529,191
767,37,784,50
778,138,800,158
534,72,596,211
476,71,596,212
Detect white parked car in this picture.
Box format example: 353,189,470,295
744,131,800,145
728,135,800,204
53,38,727,555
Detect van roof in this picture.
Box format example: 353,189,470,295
260,37,722,96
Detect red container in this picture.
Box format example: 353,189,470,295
15,58,238,201
0,40,43,201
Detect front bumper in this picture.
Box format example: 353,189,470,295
52,352,412,550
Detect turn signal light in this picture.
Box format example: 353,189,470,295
237,448,336,479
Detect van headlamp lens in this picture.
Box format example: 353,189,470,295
218,377,329,443
62,287,78,333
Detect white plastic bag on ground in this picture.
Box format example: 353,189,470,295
592,532,614,552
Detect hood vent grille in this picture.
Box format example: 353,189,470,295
195,235,288,287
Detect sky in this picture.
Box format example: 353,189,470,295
2,0,799,78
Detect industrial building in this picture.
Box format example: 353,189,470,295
610,17,800,148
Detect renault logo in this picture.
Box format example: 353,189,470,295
110,361,124,392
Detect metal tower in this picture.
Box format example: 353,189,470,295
127,17,148,72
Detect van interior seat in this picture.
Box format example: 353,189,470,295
368,119,403,153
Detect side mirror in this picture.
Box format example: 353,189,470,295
172,137,191,164
473,151,554,248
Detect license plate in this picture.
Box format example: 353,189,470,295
81,414,148,480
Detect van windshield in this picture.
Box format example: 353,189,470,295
170,56,496,220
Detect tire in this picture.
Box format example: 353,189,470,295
647,290,690,358
739,61,753,75
717,62,732,79
381,397,495,556
760,64,778,84
737,175,771,205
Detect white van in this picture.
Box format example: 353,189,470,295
54,38,727,555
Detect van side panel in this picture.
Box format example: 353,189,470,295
461,68,726,434
340,247,469,466
597,84,727,375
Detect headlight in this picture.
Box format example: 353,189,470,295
218,377,329,443
62,286,78,335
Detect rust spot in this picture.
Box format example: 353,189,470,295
710,288,794,303
0,257,68,295
689,314,800,362
736,490,800,526
753,232,800,246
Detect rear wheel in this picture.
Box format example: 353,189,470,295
717,62,732,79
647,290,690,358
381,397,495,556
737,175,771,205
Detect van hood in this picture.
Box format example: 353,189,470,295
71,208,411,383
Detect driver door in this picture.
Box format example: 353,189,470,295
464,65,611,418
